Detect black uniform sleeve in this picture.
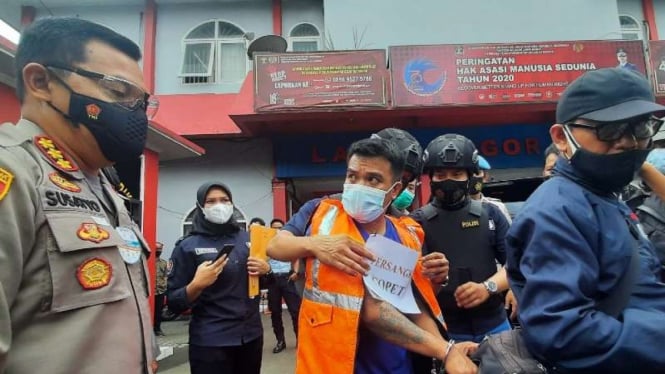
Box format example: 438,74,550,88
166,239,198,314
486,203,509,265
409,208,432,255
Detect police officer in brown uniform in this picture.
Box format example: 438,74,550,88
0,18,158,373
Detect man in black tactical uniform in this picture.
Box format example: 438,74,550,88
411,134,511,343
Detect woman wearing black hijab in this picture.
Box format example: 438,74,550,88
167,182,271,374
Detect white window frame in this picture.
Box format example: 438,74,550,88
180,20,249,85
180,42,215,77
288,23,321,52
619,14,642,40
218,40,249,83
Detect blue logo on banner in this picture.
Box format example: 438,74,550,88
404,59,446,96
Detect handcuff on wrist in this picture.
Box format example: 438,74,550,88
441,339,456,366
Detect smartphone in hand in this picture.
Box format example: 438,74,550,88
215,244,235,261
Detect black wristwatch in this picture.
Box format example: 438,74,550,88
483,280,498,295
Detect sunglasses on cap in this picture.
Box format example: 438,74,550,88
565,116,663,142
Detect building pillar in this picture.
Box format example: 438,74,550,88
142,149,159,315
272,179,288,222
143,0,157,92
418,174,431,207
20,6,36,29
141,0,159,317
272,0,282,36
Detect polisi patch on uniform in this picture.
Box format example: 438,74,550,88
34,136,79,172
167,259,174,276
0,168,14,202
77,222,111,243
86,103,101,120
77,257,112,290
461,219,480,229
45,189,102,212
48,172,81,193
489,219,496,231
195,248,218,255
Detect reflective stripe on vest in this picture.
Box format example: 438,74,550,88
311,205,339,289
305,204,363,311
302,286,363,312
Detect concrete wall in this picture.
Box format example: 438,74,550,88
323,0,622,51
282,0,324,39
653,0,665,39
0,2,23,30
35,5,144,47
157,138,273,256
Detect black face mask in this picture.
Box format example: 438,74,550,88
469,176,483,195
49,83,148,163
430,179,468,206
569,148,650,193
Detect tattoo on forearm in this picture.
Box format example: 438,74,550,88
368,301,426,345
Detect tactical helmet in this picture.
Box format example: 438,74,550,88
423,134,479,173
372,128,424,179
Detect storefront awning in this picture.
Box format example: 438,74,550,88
147,120,205,161
152,93,241,137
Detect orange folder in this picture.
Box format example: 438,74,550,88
248,225,277,297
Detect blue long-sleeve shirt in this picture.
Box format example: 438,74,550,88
283,198,322,236
506,158,665,373
166,231,262,347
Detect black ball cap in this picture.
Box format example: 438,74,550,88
556,68,665,124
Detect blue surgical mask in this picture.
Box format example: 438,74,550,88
342,183,394,223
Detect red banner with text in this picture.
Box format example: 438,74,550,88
390,40,645,107
254,50,387,111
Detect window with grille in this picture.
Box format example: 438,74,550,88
289,23,321,52
180,20,248,84
619,15,642,40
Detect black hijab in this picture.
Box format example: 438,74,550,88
190,181,240,237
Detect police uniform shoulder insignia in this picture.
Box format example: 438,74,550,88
488,219,496,231
77,257,112,290
0,167,14,202
34,136,79,172
77,222,110,243
48,172,81,193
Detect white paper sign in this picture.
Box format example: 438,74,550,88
363,234,420,314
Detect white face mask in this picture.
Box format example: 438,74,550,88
202,203,234,224
341,183,395,223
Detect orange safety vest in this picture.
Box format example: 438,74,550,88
295,199,445,374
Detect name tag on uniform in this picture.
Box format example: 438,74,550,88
195,248,218,255
461,219,480,229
